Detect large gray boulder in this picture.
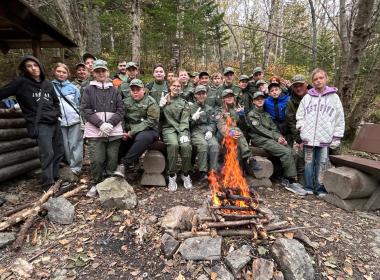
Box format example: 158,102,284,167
271,238,314,280
96,177,137,210
160,206,195,235
225,245,252,276
178,236,222,260
0,232,16,248
44,197,75,225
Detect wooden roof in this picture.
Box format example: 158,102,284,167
0,0,77,54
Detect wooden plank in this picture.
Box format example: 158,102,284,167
0,158,40,183
0,109,23,118
329,155,380,179
0,118,26,128
0,128,28,140
352,123,380,154
0,146,39,168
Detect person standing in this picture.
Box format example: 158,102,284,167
189,85,220,181
178,69,194,102
114,79,160,177
52,63,83,176
0,55,64,190
160,78,193,191
81,60,124,197
71,62,87,91
146,64,169,104
112,59,129,88
119,62,139,98
296,69,345,196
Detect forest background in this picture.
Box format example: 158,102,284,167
0,0,379,140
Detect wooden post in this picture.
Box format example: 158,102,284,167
32,38,41,59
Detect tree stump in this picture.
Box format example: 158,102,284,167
140,150,166,186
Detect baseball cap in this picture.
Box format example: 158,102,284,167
222,89,235,98
93,59,108,71
253,91,265,99
239,75,249,81
126,62,138,69
195,85,207,94
75,62,85,69
268,82,281,91
253,67,263,74
255,79,267,86
290,74,307,86
82,53,96,62
199,71,210,78
223,67,234,75
129,79,144,88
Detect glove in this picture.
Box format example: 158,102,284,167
330,139,341,149
179,135,190,144
237,110,245,116
159,92,168,107
13,103,20,110
205,131,212,140
191,108,204,121
99,122,113,136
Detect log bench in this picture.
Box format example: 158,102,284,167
325,123,380,211
140,140,167,187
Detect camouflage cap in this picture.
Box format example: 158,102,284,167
190,72,199,78
126,61,138,69
195,85,207,94
291,74,307,86
129,78,144,88
255,79,267,86
253,91,265,99
253,67,263,74
93,59,108,71
239,75,249,81
223,67,234,75
75,62,85,69
82,53,96,62
199,71,210,78
222,89,235,98
268,82,281,91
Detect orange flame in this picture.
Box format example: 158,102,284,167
208,115,258,214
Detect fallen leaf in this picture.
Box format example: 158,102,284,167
325,267,335,275
324,262,337,268
257,246,268,256
343,262,353,276
76,247,84,253
121,245,128,252
321,213,331,218
58,239,70,245
91,262,101,269
111,215,122,222
210,272,218,280
130,270,140,276
284,232,294,239
176,272,186,280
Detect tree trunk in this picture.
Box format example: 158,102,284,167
131,0,141,65
86,4,101,54
223,20,243,72
308,0,318,69
340,0,375,115
336,0,350,90
263,0,277,69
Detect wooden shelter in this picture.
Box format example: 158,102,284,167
0,0,77,58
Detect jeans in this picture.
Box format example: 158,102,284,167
61,123,83,174
37,122,65,187
304,146,328,193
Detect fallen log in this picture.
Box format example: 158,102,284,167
0,158,40,183
0,118,26,128
62,184,88,198
0,180,61,231
12,213,38,250
268,226,312,234
176,231,211,239
0,146,39,169
0,128,29,140
177,229,260,239
0,108,23,118
1,201,35,218
219,213,262,221
203,219,258,229
0,138,37,154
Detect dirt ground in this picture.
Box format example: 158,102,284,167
0,167,379,280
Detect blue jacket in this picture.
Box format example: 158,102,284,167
264,94,289,123
52,79,81,127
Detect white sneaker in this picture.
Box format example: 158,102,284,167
168,174,177,191
86,186,98,197
181,174,193,190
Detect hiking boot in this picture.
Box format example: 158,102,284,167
199,171,208,183
181,174,193,190
113,164,126,178
168,174,177,191
316,190,328,198
86,186,98,197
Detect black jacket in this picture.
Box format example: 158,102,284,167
0,56,61,135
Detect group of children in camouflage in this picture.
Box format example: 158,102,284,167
0,53,345,198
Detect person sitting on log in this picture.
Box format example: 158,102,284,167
159,78,193,191
80,59,124,197
246,91,306,195
215,89,261,175
0,55,64,191
189,85,220,183
113,79,160,178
